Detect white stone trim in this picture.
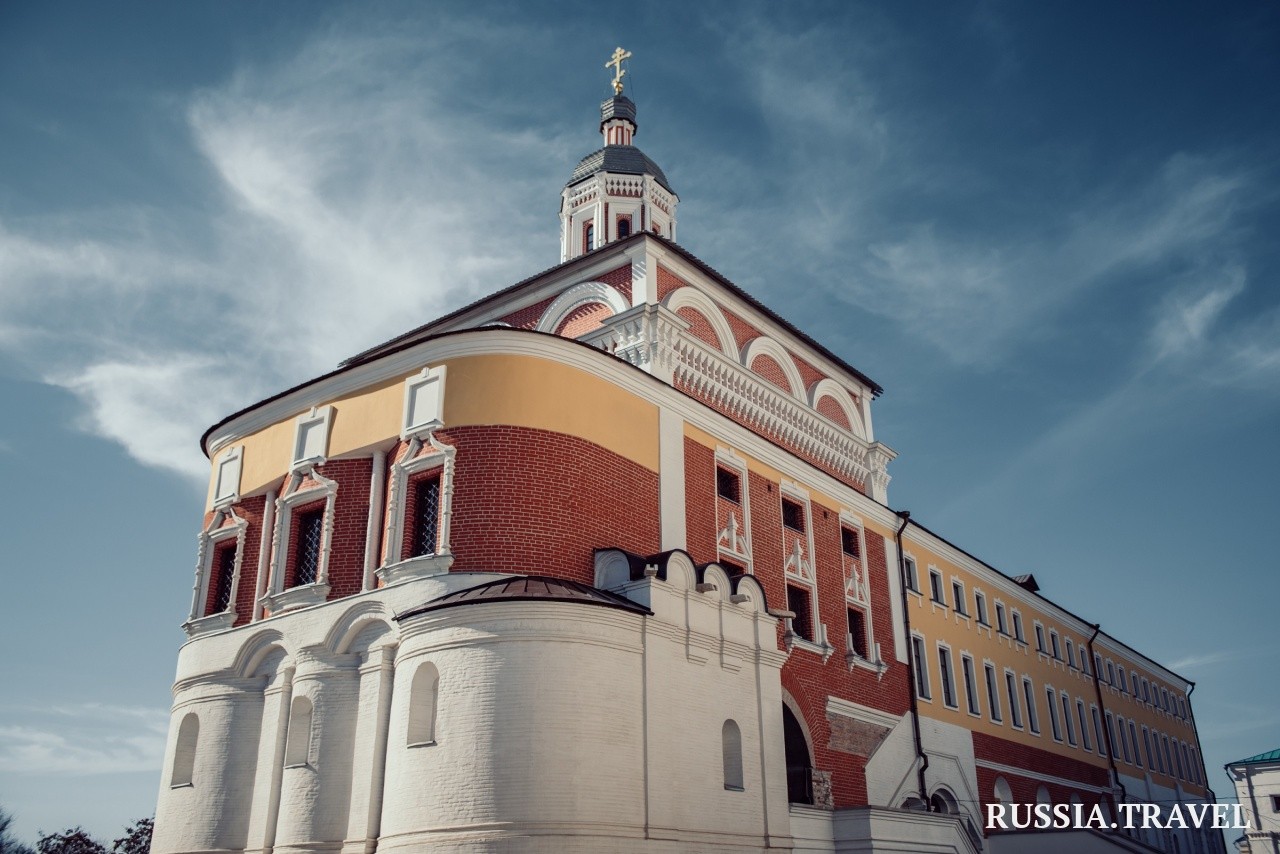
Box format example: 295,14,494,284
377,433,456,585
740,336,805,399
212,445,243,508
291,406,333,472
401,365,446,440
660,286,736,357
184,505,249,636
535,280,630,334
262,467,339,613
807,378,866,441
974,757,1113,795
714,445,752,571
826,695,901,731
658,406,686,551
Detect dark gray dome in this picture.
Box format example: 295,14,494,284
567,145,675,194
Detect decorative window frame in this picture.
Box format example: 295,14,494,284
402,365,446,440
903,554,921,595
536,279,629,334
184,504,248,636
378,432,456,585
973,588,989,627
994,600,1009,636
984,660,1002,723
937,642,958,709
715,447,752,572
927,566,946,608
839,510,884,676
213,445,243,507
961,652,981,717
262,466,338,613
950,577,968,617
780,482,830,660
910,633,931,701
1004,667,1024,730
1034,621,1047,655
292,406,334,472
1011,609,1026,645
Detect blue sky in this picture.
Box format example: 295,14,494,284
1,1,1277,843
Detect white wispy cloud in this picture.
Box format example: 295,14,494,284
0,704,169,776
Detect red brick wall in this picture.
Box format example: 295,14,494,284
597,263,633,304
792,353,827,390
684,438,718,565
972,730,1111,820
657,264,685,300
555,301,613,338
816,395,853,430
500,294,558,329
676,306,722,351
750,353,793,393
445,425,661,584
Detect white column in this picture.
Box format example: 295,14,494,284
658,406,686,551
343,644,397,854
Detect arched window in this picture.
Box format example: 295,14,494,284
1036,785,1052,805
584,222,594,252
617,217,631,238
285,695,313,767
993,776,1013,804
407,662,439,747
782,704,812,804
171,712,199,787
930,787,959,814
722,719,744,791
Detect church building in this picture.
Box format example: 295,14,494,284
152,51,1224,854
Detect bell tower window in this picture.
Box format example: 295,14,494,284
585,222,594,252
617,216,631,238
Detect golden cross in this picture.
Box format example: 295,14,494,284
605,46,632,95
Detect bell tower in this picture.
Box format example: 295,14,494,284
560,48,679,261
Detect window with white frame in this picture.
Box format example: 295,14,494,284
1092,706,1107,756
839,511,874,667
1078,700,1092,751
1011,610,1025,644
379,430,457,585
952,579,967,616
1130,720,1142,766
995,601,1009,635
911,635,931,700
1035,622,1047,653
974,590,989,625
1066,638,1076,669
1050,630,1061,660
938,644,957,708
781,486,821,649
962,654,980,716
1062,693,1076,746
185,504,248,634
715,448,752,571
985,663,1002,723
929,568,946,606
903,556,920,593
263,466,339,612
1117,666,1127,692
846,607,868,659
1005,670,1023,728
1023,678,1040,734
1045,685,1060,740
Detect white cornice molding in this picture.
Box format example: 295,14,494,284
826,695,902,731
973,758,1112,795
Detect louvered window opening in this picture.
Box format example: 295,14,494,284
412,476,441,557
212,545,236,613
295,509,324,586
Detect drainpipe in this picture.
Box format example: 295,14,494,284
1186,683,1226,853
1086,625,1128,814
894,510,930,808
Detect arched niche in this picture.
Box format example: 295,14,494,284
741,337,805,399
661,287,736,357
536,281,629,334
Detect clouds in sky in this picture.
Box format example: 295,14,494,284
0,704,168,776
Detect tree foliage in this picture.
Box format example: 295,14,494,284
33,828,105,854
0,808,36,854
109,818,151,854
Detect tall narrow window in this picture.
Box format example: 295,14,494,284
962,656,980,715
1050,631,1061,660
411,475,441,557
171,713,199,787
585,222,595,252
847,608,868,659
787,585,813,642
903,557,919,592
1063,694,1077,746
995,603,1008,635
1045,687,1061,740
293,507,324,587
1012,611,1025,643
285,696,314,767
1023,678,1040,734
1129,720,1142,766
938,645,957,708
1143,728,1154,771
1066,639,1076,668
952,581,967,616
974,591,988,625
1005,672,1022,728
1078,701,1092,750
617,217,631,239
781,498,805,532
911,636,931,700
841,527,861,558
408,662,439,746
985,664,1002,722
1035,624,1046,653
929,569,946,605
717,467,741,502
1106,712,1119,760
211,543,236,614
722,720,744,791
1093,707,1107,756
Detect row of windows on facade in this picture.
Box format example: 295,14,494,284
717,464,872,657
902,557,1190,723
170,661,750,794
208,473,442,611
908,634,1204,787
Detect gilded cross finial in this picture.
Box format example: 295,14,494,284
605,46,632,95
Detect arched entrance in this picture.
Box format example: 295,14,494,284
783,704,813,804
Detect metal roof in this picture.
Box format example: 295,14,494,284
396,574,651,621
1228,748,1280,766
567,145,674,194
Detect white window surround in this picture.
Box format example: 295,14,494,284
715,446,752,571
213,445,243,508
838,510,884,676
184,505,248,637
262,467,338,613
535,280,630,334
292,406,334,472
378,432,456,585
740,336,805,400
950,576,968,617
402,365,446,440
780,483,830,661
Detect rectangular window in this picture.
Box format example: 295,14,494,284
716,467,741,502
938,646,957,708
974,591,988,626
1130,721,1142,766
1066,639,1075,669
1081,651,1091,677
1035,624,1046,653
903,557,919,592
787,585,813,641
1106,712,1119,759
962,655,980,715
1046,687,1061,741
1005,672,1023,728
1023,679,1040,734
781,498,805,532
1062,694,1077,746
952,581,967,616
1078,701,1092,751
1117,716,1130,762
1268,795,1278,814
929,570,946,605
912,636,931,700
985,664,1002,722
411,475,441,557
1050,631,1061,660
212,543,236,614
293,507,324,587
841,527,861,558
1012,611,1025,643
847,608,868,659
1117,666,1127,693
1143,728,1154,771
1093,707,1107,757
1163,735,1174,777
996,603,1008,635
